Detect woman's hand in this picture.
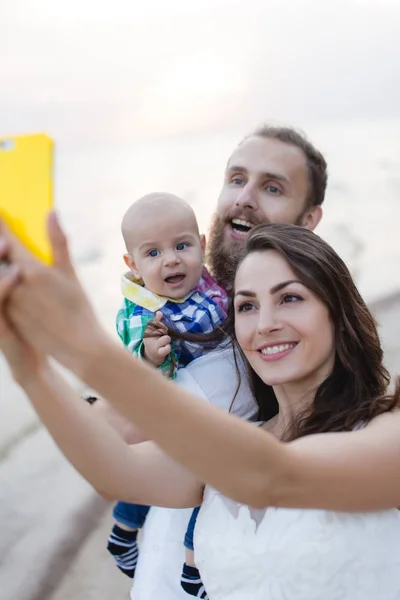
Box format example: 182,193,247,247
0,255,47,386
0,213,108,378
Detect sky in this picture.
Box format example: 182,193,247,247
1,0,400,143
0,0,400,307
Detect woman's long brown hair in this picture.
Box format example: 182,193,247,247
227,223,400,440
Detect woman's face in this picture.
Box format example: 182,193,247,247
234,250,335,390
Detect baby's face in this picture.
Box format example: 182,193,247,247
126,211,205,299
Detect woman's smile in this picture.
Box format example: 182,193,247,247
257,341,298,361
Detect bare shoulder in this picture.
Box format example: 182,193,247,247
277,409,400,511
365,408,400,431
355,409,400,454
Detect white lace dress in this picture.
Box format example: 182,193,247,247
194,486,400,600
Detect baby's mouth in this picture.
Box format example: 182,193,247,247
164,274,186,284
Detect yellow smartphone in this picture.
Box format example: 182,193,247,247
0,133,54,264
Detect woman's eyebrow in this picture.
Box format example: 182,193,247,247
234,290,256,298
270,279,303,294
235,280,303,298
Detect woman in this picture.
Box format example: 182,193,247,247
0,217,400,599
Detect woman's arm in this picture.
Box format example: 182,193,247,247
91,397,149,444
2,215,400,512
22,363,202,507
13,336,400,513
76,336,400,512
0,270,201,509
278,411,400,512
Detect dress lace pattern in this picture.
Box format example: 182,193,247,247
194,486,400,600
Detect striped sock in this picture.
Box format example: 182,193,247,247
107,524,139,578
180,563,209,599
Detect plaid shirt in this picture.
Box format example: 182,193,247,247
116,268,228,378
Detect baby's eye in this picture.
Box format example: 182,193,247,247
148,249,160,258
176,242,188,251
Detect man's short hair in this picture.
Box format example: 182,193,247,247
246,125,328,207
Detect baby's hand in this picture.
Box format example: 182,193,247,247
143,311,172,367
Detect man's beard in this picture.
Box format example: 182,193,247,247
206,213,245,290
206,208,308,290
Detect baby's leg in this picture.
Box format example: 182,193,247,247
107,502,150,578
180,507,208,598
185,548,195,567
107,522,139,578
181,562,208,599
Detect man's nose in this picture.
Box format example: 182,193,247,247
235,184,257,211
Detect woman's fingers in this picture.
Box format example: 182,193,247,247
0,211,76,280
0,233,9,258
0,264,20,300
0,230,12,275
47,211,76,276
0,216,37,269
0,213,106,376
0,264,20,338
0,263,47,386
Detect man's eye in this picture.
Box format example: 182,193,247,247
176,243,188,251
265,185,281,194
148,249,160,257
231,176,244,186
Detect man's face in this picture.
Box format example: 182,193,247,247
207,136,322,287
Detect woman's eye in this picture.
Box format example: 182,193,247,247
237,301,255,313
148,249,160,257
176,242,188,251
282,293,302,303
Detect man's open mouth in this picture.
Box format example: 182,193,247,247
230,219,255,235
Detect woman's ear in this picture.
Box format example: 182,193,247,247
123,253,142,280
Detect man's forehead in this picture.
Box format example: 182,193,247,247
227,136,307,176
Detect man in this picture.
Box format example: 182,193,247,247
98,124,327,600
207,126,325,288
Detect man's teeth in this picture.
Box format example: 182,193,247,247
260,343,295,355
231,219,254,231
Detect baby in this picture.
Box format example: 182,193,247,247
107,192,228,599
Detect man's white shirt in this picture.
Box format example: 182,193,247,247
131,346,257,600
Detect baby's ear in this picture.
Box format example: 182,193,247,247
123,253,141,280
